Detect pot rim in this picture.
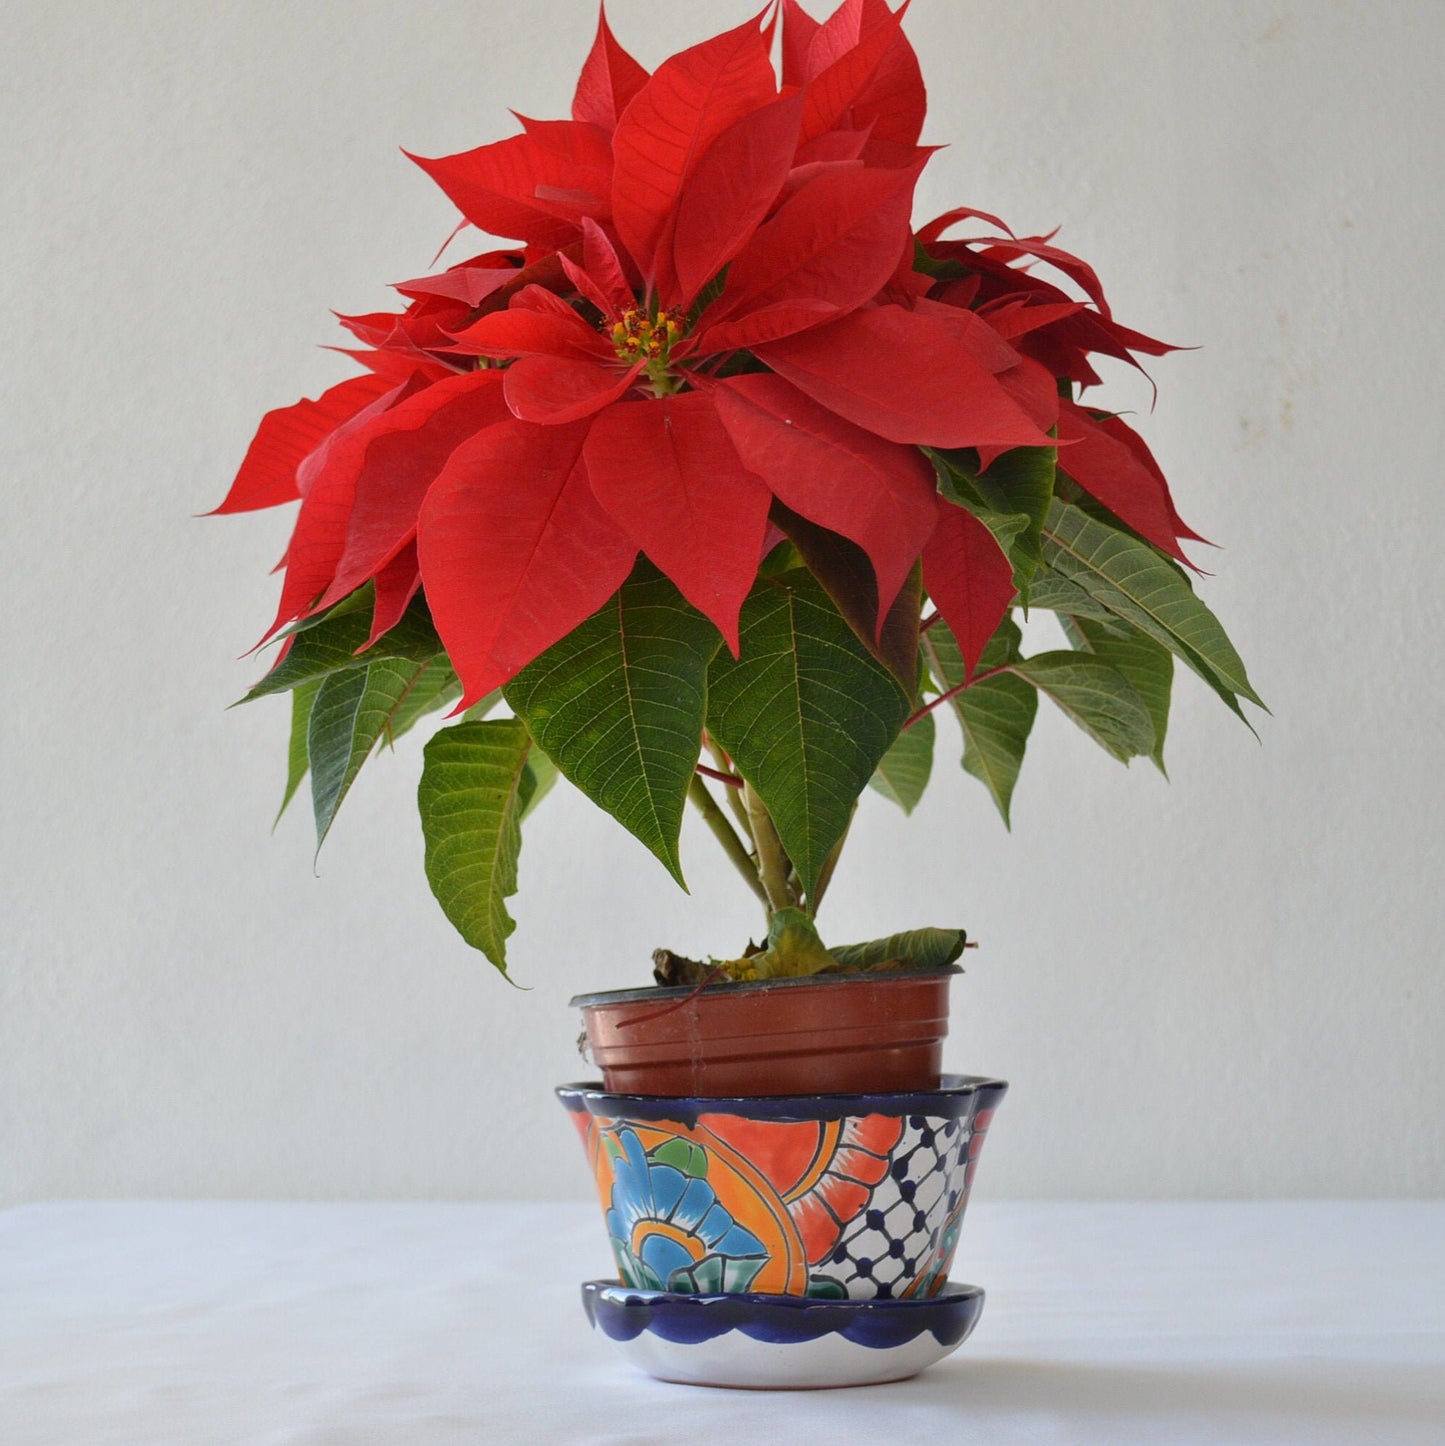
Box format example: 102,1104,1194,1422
569,963,963,1011
556,1072,1007,1122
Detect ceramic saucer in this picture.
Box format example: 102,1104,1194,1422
581,1280,985,1390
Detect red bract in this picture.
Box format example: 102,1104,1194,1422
219,0,1202,708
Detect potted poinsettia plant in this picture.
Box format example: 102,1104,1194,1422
215,0,1258,1381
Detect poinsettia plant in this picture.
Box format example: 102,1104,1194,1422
216,0,1260,981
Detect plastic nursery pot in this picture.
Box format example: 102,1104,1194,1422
558,1075,1007,1300
570,966,963,1098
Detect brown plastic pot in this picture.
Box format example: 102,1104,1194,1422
571,966,961,1097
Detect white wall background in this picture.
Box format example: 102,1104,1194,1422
2,0,1442,1207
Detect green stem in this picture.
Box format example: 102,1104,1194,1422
807,802,856,917
688,775,769,913
704,733,754,844
743,783,796,915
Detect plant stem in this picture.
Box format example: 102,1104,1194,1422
743,783,796,914
807,802,855,916
704,733,754,843
903,661,1015,730
688,775,769,912
695,763,743,788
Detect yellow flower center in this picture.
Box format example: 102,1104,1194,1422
609,307,683,366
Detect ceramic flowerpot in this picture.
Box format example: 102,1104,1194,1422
571,966,962,1097
560,1075,1006,1387
559,1075,1005,1299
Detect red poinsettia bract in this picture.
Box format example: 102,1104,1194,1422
215,0,1197,697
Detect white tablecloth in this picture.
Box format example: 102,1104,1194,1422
1,1200,1440,1444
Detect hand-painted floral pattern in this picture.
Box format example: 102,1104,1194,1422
604,1128,770,1293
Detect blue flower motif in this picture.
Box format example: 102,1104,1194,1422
604,1128,767,1293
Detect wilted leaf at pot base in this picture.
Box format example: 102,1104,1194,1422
830,928,968,972
720,908,838,981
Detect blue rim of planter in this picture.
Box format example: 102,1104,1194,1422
569,964,963,1010
582,1279,986,1349
557,1074,1008,1124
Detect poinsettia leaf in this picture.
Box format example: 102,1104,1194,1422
1010,651,1156,764
921,499,1017,679
406,127,609,250
869,709,934,814
831,927,967,972
671,92,802,309
1064,616,1174,773
705,568,911,898
584,393,771,653
386,658,462,745
931,444,1057,598
275,678,321,826
418,419,637,706
715,373,937,624
703,164,923,340
503,561,722,885
757,303,1053,452
1056,399,1191,563
610,15,777,289
315,373,513,611
1041,500,1263,716
308,656,452,853
417,719,537,974
210,373,396,515
571,7,650,131
924,617,1036,826
520,747,559,822
1024,570,1131,627
773,504,922,695
244,596,442,702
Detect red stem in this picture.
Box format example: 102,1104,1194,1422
903,662,1016,730
696,763,744,789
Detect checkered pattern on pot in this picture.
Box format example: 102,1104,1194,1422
824,1113,974,1298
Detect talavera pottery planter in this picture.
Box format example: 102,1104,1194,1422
559,1075,1006,1388
571,966,963,1097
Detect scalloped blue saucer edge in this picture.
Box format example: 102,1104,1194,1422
582,1280,985,1390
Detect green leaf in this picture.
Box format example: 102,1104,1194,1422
1064,616,1174,772
706,569,912,898
503,562,722,886
831,927,967,971
386,660,462,745
869,710,934,814
520,747,559,821
924,618,1037,826
244,596,443,702
1025,570,1132,629
930,445,1057,600
1010,651,1156,763
417,719,537,974
1041,501,1263,716
308,657,446,853
773,504,923,696
275,678,321,826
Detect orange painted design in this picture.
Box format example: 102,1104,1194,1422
699,1116,831,1199
782,1121,843,1203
